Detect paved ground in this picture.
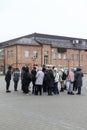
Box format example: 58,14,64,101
0,75,87,130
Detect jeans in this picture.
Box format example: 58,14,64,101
66,81,70,91
78,86,81,94
14,80,19,91
66,81,73,92
54,82,59,94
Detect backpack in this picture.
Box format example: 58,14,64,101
13,72,20,81
62,72,67,80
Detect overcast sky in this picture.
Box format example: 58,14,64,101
0,0,87,42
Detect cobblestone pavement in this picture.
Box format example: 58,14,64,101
0,75,87,130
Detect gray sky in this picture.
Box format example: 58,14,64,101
0,0,87,42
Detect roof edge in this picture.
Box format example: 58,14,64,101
0,32,87,44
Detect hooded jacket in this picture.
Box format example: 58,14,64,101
75,67,83,87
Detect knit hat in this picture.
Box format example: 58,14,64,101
76,66,82,71
8,65,12,70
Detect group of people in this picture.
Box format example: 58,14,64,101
59,67,83,95
5,64,83,95
5,66,20,93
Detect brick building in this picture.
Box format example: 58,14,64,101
0,33,87,73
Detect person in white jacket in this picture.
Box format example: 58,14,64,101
35,67,44,95
53,68,59,94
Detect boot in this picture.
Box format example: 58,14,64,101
60,88,64,92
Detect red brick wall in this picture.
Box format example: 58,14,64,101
4,45,87,73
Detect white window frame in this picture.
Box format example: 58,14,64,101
58,53,62,59
33,51,38,58
70,54,74,60
52,52,56,60
24,50,29,58
63,53,67,59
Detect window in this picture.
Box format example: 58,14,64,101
70,54,74,60
52,53,56,59
11,50,14,57
58,53,62,59
44,51,48,55
33,51,38,58
63,53,67,59
75,54,79,60
0,50,4,59
80,54,83,60
24,51,29,58
7,50,14,58
44,56,48,64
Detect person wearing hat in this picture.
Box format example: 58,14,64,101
75,66,83,95
5,65,12,93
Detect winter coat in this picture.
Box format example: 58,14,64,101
69,71,74,82
13,71,20,81
35,70,44,85
48,70,55,88
75,68,83,87
22,66,31,87
22,71,31,86
54,72,59,83
5,69,12,81
31,68,37,82
43,70,54,88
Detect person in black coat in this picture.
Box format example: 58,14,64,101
42,65,47,92
5,65,12,93
22,66,31,94
75,67,83,95
73,68,77,91
21,66,26,91
44,69,54,95
13,68,20,91
31,66,37,94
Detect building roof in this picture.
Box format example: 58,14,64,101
0,33,87,49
